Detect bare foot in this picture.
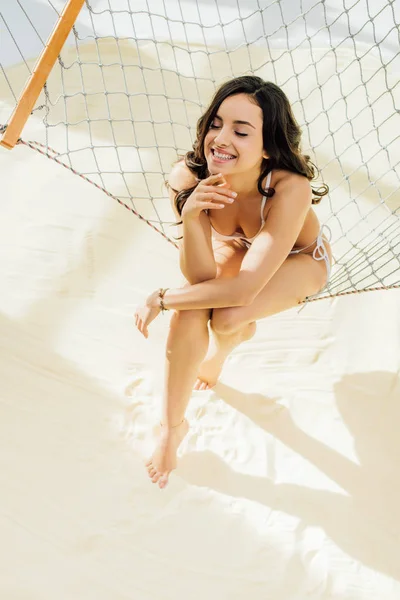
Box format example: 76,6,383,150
194,322,256,390
145,418,189,489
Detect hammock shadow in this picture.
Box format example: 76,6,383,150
178,372,400,581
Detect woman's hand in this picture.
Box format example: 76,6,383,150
181,173,237,220
134,290,161,338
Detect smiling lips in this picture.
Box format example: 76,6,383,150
211,148,236,162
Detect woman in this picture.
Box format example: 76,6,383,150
134,76,333,489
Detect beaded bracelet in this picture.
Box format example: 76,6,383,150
158,287,169,312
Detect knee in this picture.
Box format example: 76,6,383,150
210,307,241,335
170,308,211,331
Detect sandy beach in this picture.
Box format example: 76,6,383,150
1,1,400,597
1,135,400,598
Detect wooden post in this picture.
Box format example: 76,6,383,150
0,0,85,150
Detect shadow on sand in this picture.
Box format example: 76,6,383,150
178,374,400,581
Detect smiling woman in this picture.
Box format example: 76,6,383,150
134,75,333,489
207,96,264,178
1,2,400,594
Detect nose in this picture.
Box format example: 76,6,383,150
213,127,230,147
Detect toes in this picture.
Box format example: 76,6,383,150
146,461,158,478
194,378,207,390
146,460,170,486
159,474,169,489
194,377,217,390
193,378,202,390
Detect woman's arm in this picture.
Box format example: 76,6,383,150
168,162,217,284
180,212,217,284
154,175,312,310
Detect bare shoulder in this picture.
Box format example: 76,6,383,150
167,159,197,221
167,158,197,193
266,169,312,218
272,169,312,197
272,169,311,194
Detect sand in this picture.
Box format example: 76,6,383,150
0,131,399,599
1,2,400,597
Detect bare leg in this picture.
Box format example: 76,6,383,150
146,308,210,488
194,320,256,390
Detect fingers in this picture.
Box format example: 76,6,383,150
197,189,236,210
209,190,236,203
139,322,148,338
203,203,226,210
134,314,149,338
200,173,235,193
200,190,236,212
202,185,237,199
201,172,225,184
188,174,237,218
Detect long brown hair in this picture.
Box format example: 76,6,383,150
170,75,328,216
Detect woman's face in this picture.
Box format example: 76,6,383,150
204,93,266,177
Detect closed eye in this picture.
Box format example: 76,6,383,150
209,124,247,137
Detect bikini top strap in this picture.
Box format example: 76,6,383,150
265,170,272,190
260,195,267,225
260,170,272,225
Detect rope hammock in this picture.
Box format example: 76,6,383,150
1,0,399,303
